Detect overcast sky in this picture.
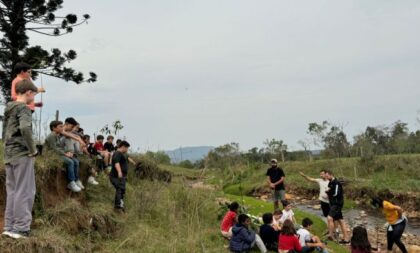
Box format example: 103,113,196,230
28,0,420,152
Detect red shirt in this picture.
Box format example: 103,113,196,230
94,142,104,151
12,76,37,111
278,234,302,251
220,211,236,232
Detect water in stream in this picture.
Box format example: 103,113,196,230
296,204,420,235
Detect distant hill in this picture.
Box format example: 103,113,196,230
166,146,214,163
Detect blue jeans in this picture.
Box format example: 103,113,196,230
62,156,80,182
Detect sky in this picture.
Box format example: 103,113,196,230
26,0,420,152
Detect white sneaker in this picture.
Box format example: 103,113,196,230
88,176,99,185
68,181,81,192
76,180,85,190
2,231,12,237
8,231,29,239
120,199,124,208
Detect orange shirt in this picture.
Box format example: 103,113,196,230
383,200,399,225
11,76,37,111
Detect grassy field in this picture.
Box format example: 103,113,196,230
3,153,418,252
218,154,420,206
162,165,349,253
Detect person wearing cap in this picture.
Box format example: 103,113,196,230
11,62,46,112
266,159,286,210
2,79,39,239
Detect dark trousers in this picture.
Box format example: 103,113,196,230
109,176,126,208
387,220,407,253
320,201,330,218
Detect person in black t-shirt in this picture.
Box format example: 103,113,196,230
109,140,130,212
325,170,349,244
259,212,279,251
266,159,286,210
104,135,116,153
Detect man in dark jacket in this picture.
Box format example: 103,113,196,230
325,170,349,244
230,214,267,253
2,80,38,239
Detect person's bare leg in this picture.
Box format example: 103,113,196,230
327,216,335,239
338,219,349,241
312,236,321,243
103,152,110,166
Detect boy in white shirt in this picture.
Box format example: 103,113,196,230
280,201,297,225
297,218,328,253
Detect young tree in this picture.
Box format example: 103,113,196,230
263,138,287,162
297,139,312,161
0,0,97,101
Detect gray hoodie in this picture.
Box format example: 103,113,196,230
2,101,37,163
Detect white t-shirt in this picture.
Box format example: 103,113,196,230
297,228,312,247
280,209,294,224
315,178,330,203
272,216,281,227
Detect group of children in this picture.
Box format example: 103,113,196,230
221,201,328,253
1,62,133,240
44,120,134,212
221,201,376,253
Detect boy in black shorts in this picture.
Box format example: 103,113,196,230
325,170,349,244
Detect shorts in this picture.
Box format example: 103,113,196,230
320,201,330,218
328,204,343,221
272,189,286,202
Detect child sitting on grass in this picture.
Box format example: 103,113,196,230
230,214,267,253
220,202,239,239
259,213,279,251
45,120,82,193
350,226,374,253
104,135,115,153
297,218,328,253
278,219,301,253
94,135,111,172
280,201,297,225
272,209,283,230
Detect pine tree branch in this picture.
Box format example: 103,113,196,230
26,28,70,36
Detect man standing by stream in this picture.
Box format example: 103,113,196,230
325,170,350,244
299,170,330,218
266,159,286,210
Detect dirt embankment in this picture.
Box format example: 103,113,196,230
0,164,89,231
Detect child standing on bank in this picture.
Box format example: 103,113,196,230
2,80,38,239
109,141,131,212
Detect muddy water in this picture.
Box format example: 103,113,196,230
296,204,420,235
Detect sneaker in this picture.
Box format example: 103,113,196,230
88,176,99,185
105,166,112,174
9,231,30,239
2,231,12,237
76,180,85,190
120,199,124,208
67,181,81,192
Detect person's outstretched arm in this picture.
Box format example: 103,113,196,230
299,171,317,182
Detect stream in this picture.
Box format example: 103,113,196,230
296,204,420,235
